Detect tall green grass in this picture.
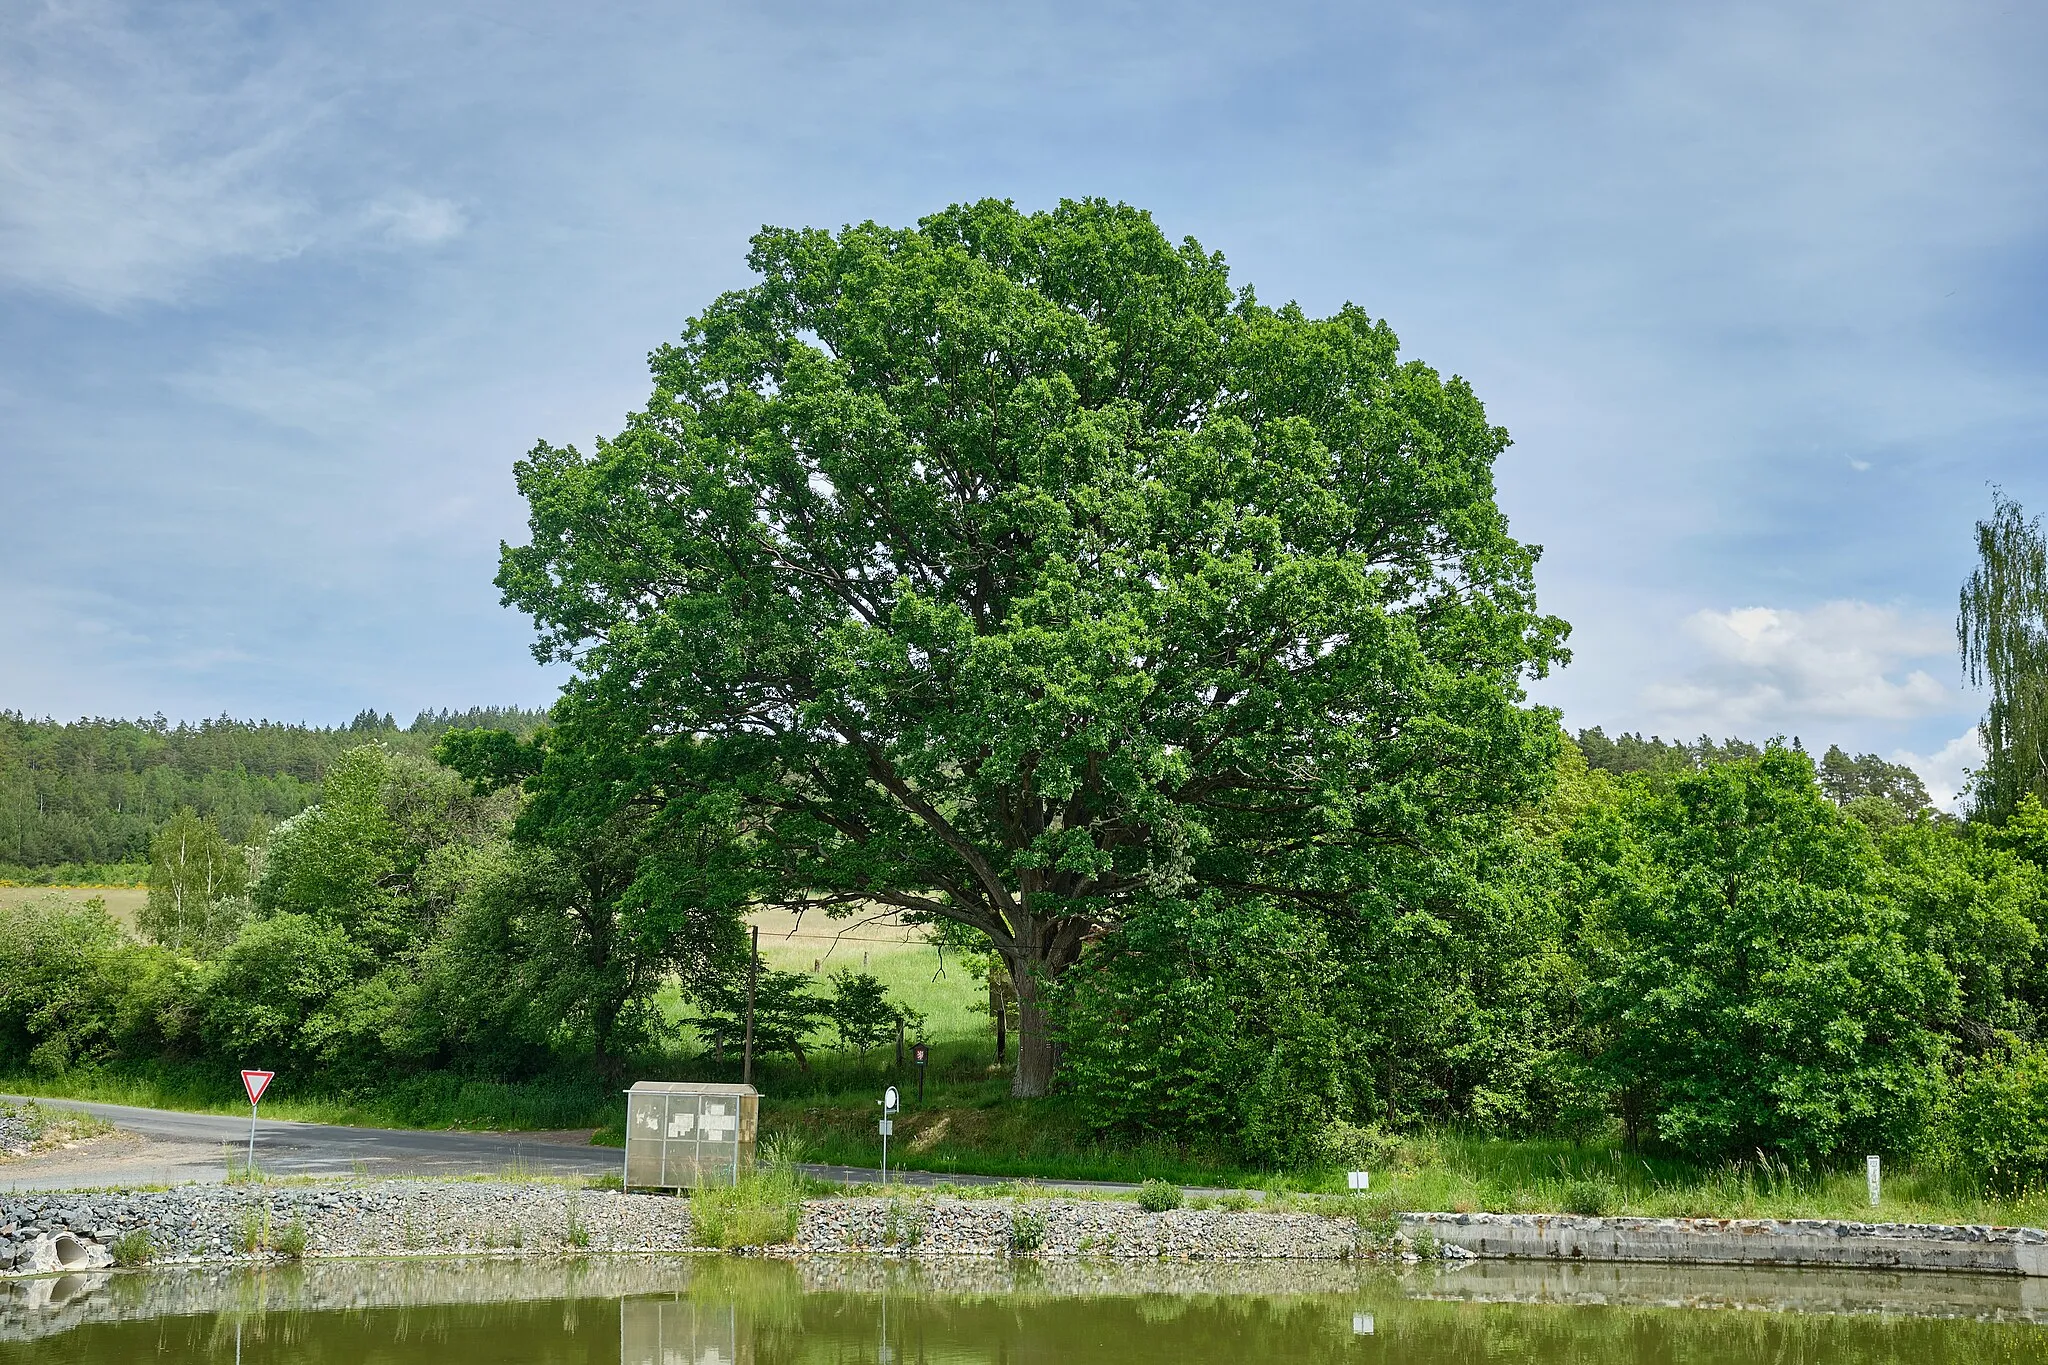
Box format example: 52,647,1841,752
1325,1131,2048,1228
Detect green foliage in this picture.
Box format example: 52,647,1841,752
696,966,828,1070
1934,1041,2048,1192
496,196,1568,1095
1053,817,1592,1164
0,895,189,1073
1137,1179,1182,1211
1562,1176,1616,1216
1818,744,1932,816
1872,816,2046,1041
825,969,908,1053
1317,1120,1402,1171
0,724,737,1102
689,1162,815,1247
199,913,364,1070
435,727,545,794
139,807,248,956
1052,894,1363,1164
1572,747,1953,1162
0,861,148,886
0,708,546,870
1009,1207,1045,1252
110,1228,155,1265
1960,492,2048,822
1574,728,1762,776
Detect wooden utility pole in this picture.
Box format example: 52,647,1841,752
742,925,758,1085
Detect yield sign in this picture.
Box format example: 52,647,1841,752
241,1070,274,1106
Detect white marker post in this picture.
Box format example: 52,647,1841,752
1347,1171,1371,1192
241,1069,274,1172
879,1086,900,1186
1866,1154,1881,1207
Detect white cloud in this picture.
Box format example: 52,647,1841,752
0,3,323,307
366,194,467,246
1892,726,1982,814
1641,600,1961,731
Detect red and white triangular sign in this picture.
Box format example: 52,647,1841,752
241,1070,274,1106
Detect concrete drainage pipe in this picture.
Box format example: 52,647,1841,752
22,1231,112,1273
49,1233,92,1270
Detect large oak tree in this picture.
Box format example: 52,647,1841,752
499,198,1567,1095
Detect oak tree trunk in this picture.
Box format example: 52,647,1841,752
1007,955,1056,1098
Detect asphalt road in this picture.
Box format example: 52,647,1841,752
1,1097,1165,1195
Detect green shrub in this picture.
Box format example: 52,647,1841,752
1561,1177,1616,1216
1137,1179,1182,1212
0,896,183,1074
275,1218,308,1259
1010,1208,1045,1253
1319,1120,1403,1171
1937,1042,2048,1191
110,1229,155,1266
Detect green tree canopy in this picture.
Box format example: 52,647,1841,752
498,197,1568,1093
139,807,249,956
1571,747,1953,1161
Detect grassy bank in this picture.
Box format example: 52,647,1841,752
11,1063,2048,1227
1309,1132,2048,1230
0,1065,618,1134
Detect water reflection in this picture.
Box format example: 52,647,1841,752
6,1257,2048,1363
621,1297,734,1365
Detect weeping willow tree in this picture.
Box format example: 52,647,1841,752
1960,493,2048,821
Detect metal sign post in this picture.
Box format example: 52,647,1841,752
879,1086,899,1185
241,1069,274,1171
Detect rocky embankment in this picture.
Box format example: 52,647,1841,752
12,1184,2047,1280
1,1182,696,1274
797,1197,1368,1259
0,1184,1380,1275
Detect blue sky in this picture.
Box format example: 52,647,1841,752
3,0,2044,805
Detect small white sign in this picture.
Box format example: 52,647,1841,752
1867,1154,1881,1207
1347,1171,1371,1191
878,1119,894,1136
1352,1313,1374,1335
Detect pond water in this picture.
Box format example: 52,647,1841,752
8,1257,2048,1364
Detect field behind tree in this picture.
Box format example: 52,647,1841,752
0,883,145,929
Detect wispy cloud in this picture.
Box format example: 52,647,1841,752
0,3,467,309
365,193,467,247
1641,601,1961,732
0,2,325,307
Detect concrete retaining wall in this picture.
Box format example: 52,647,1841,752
1402,1211,2048,1276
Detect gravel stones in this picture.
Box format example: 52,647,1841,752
795,1197,1365,1260
0,1182,696,1274
1,1183,1379,1276
0,1114,32,1159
